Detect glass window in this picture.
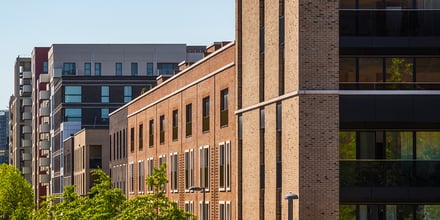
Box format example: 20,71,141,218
359,58,383,82
418,0,440,9
116,63,122,76
84,63,91,76
149,119,154,147
101,108,109,122
160,115,165,144
200,146,210,190
220,89,229,127
172,110,178,141
130,127,135,152
340,58,357,83
64,86,81,103
147,63,154,76
386,132,413,159
124,86,132,103
170,153,178,192
186,104,192,137
131,62,138,76
416,58,440,82
139,124,143,151
184,149,194,191
147,158,154,192
64,108,81,122
385,58,413,82
157,63,178,75
417,132,440,160
340,132,356,160
62,63,76,75
95,63,101,76
101,86,109,103
340,0,356,8
138,160,144,193
202,97,210,132
43,61,48,73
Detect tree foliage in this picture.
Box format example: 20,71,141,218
0,164,33,220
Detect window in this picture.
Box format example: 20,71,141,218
199,202,210,220
124,86,132,103
138,160,145,194
139,124,143,151
64,86,81,103
147,158,154,193
63,63,76,75
95,63,101,76
219,141,231,191
202,97,210,132
43,61,48,73
219,201,231,220
116,63,122,76
158,155,166,192
186,104,192,137
84,63,91,76
185,201,194,218
131,62,138,76
200,145,209,190
157,63,178,75
101,108,109,122
149,119,154,147
64,108,81,122
220,89,229,127
170,152,178,192
147,63,154,76
184,149,194,191
160,115,165,144
101,86,109,103
129,162,134,194
130,127,135,152
172,110,178,141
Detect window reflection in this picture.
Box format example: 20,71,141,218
340,58,356,83
385,58,413,83
359,58,383,82
416,58,440,82
416,132,440,160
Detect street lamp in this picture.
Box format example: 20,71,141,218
189,186,206,220
284,192,299,220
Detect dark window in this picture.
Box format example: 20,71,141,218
157,63,178,75
43,61,48,73
62,63,76,75
131,62,138,76
202,97,210,132
101,86,109,103
89,145,102,169
149,120,154,147
64,108,81,122
172,110,178,141
186,104,192,137
160,115,165,144
220,89,229,127
101,108,109,122
130,127,134,152
139,124,143,151
95,63,101,76
116,63,122,76
147,63,154,76
124,86,132,103
84,63,91,76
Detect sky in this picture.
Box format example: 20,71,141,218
0,0,235,109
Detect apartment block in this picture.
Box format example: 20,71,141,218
114,42,235,220
109,106,128,195
0,110,9,164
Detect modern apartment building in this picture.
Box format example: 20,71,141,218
109,106,128,195
9,57,33,182
111,42,235,219
0,110,9,164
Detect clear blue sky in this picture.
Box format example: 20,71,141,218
0,0,235,108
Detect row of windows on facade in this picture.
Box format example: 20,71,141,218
130,89,229,150
340,0,440,9
62,62,178,76
185,200,232,220
128,142,231,195
64,108,109,122
64,85,133,103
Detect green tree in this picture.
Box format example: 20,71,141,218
0,164,33,220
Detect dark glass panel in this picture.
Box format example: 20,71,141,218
385,58,413,82
359,58,383,82
340,58,357,82
416,132,440,160
340,131,357,159
416,58,440,82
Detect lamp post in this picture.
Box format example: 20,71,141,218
284,192,299,220
189,186,206,220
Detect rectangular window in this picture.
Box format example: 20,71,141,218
219,201,231,220
170,152,178,192
200,145,210,190
62,63,76,75
158,155,166,192
64,108,81,122
160,115,165,144
200,202,210,220
84,63,91,76
220,89,229,127
172,110,178,141
219,141,231,191
147,63,154,76
131,62,138,76
202,97,210,132
129,162,134,194
184,149,194,191
157,63,178,75
138,160,144,194
139,124,143,151
43,61,48,73
116,63,122,76
185,201,194,218
101,108,109,122
147,158,154,192
186,104,192,137
130,127,135,152
101,86,109,103
124,86,132,103
149,119,154,147
95,63,101,76
64,86,81,103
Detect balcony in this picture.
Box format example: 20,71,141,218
39,140,50,150
39,73,50,83
22,112,32,120
39,124,50,133
39,106,50,117
22,125,32,134
39,174,50,183
22,166,31,174
22,71,32,79
22,153,32,161
22,139,31,147
21,85,32,96
39,158,50,167
53,68,62,78
22,98,32,106
39,90,50,100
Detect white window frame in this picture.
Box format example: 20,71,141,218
147,157,154,193
158,154,166,192
199,145,210,191
138,160,145,194
219,141,231,192
170,152,178,193
128,162,134,194
219,201,231,220
199,201,210,220
184,149,194,192
184,201,194,217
